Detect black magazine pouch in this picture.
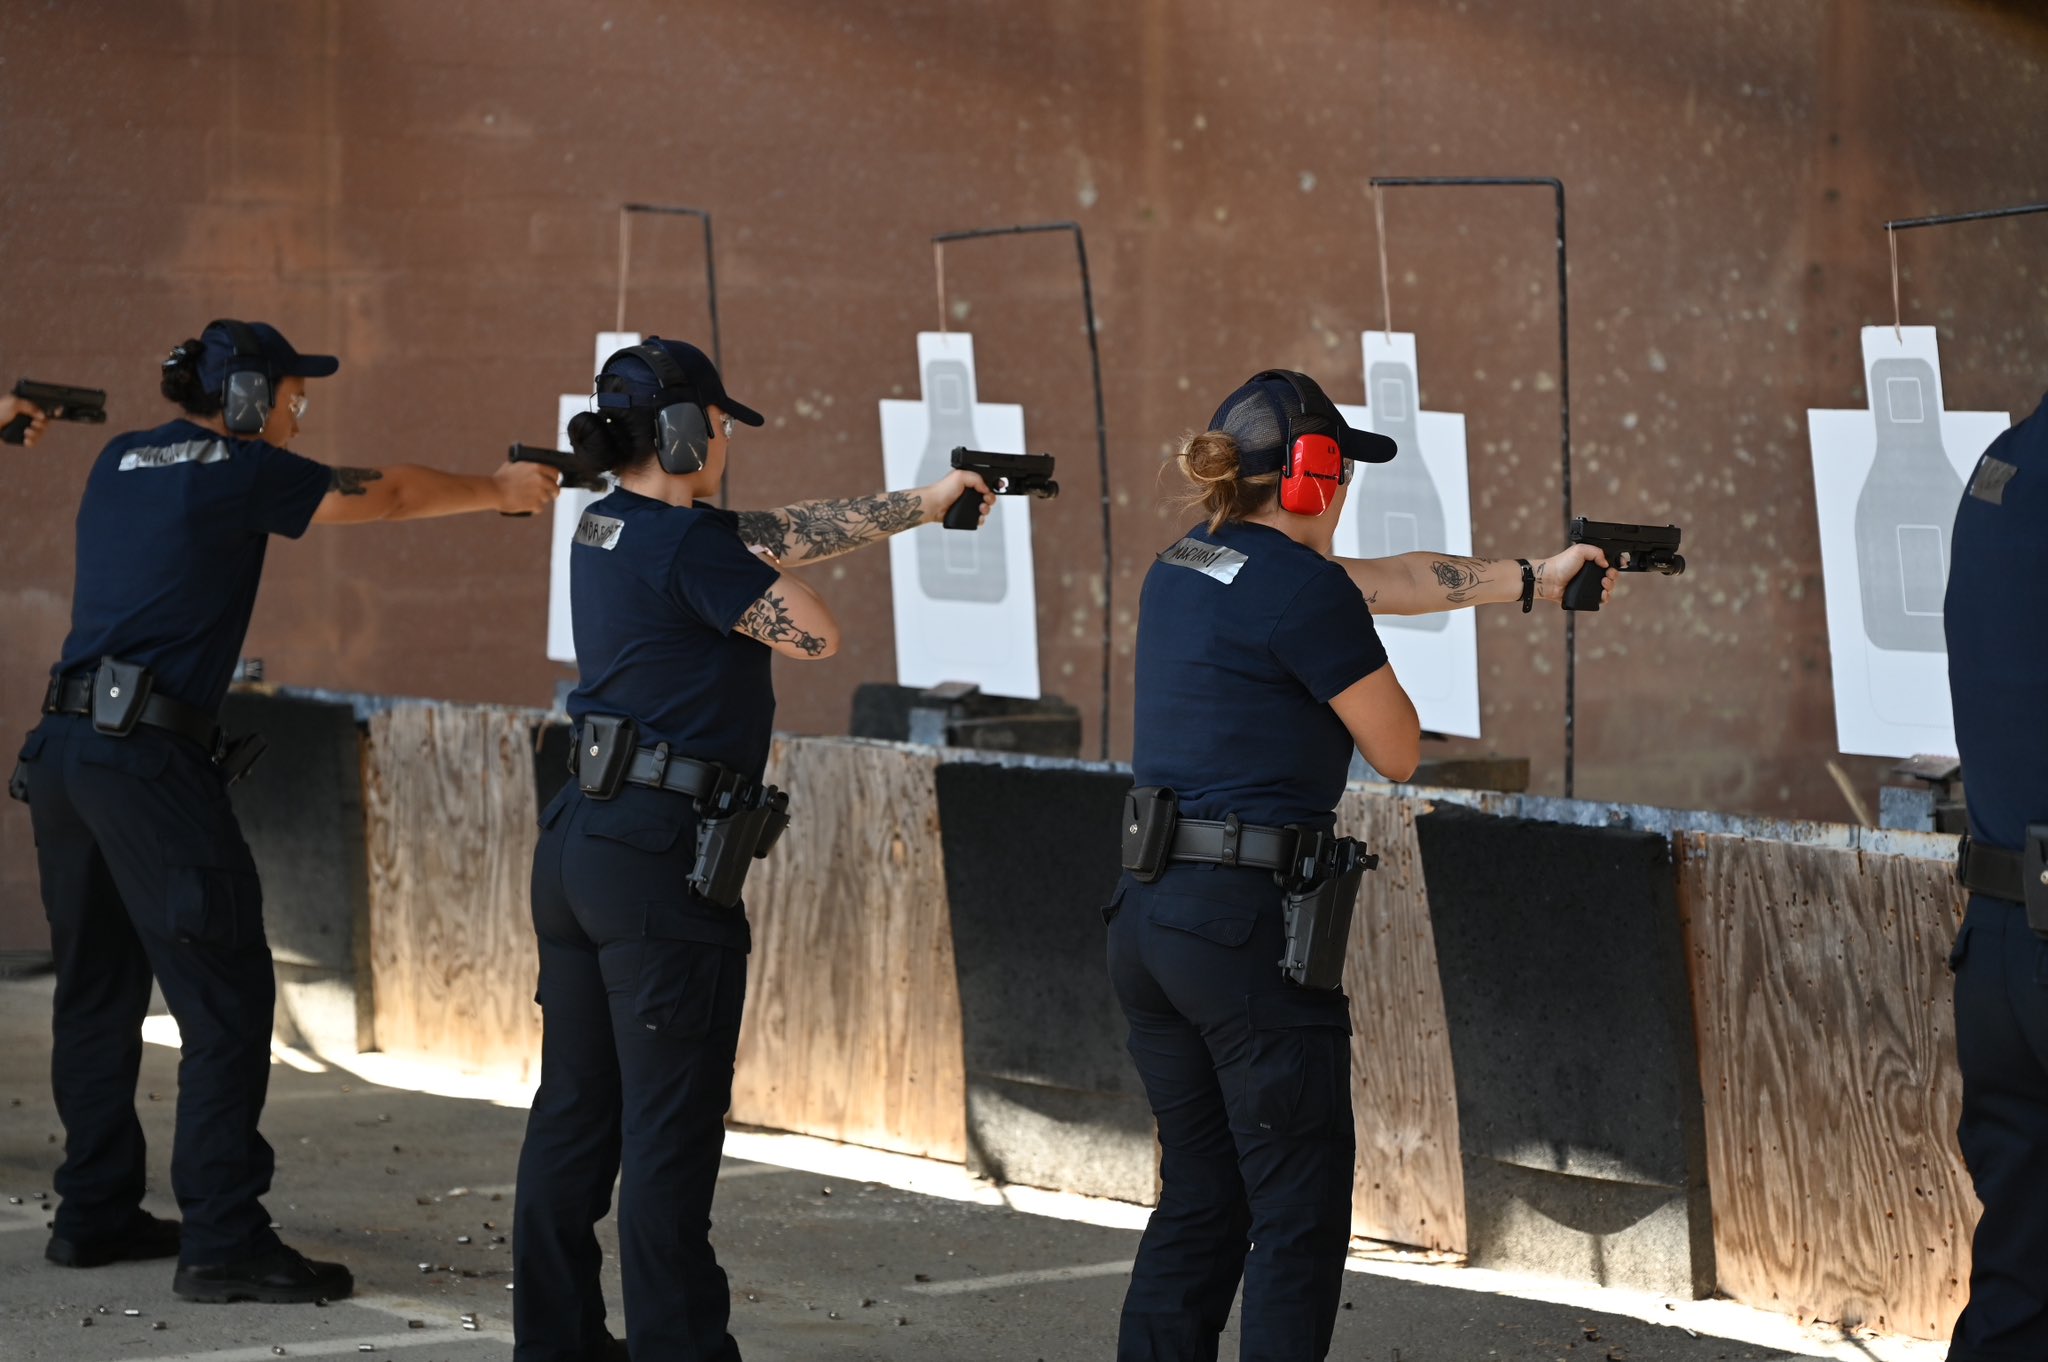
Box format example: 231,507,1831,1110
576,715,637,800
90,658,153,736
2025,823,2048,941
1121,786,1179,883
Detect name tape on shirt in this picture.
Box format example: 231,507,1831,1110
1157,535,1249,584
118,439,229,472
1968,455,2021,506
574,511,625,551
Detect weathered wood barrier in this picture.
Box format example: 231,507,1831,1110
232,692,1975,1340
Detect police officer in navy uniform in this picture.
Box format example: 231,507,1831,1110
12,320,559,1302
1111,370,1613,1361
1945,390,2048,1361
512,336,989,1362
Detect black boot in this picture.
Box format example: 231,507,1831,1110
45,1209,182,1268
173,1244,354,1304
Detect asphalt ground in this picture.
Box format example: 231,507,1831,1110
0,973,1923,1362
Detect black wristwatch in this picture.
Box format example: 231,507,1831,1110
1517,559,1535,613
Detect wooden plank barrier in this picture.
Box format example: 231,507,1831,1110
1337,790,1466,1254
364,704,545,1080
731,739,967,1162
1676,832,1975,1339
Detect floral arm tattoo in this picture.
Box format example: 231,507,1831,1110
329,466,384,496
735,491,924,565
734,587,829,657
1426,557,1502,605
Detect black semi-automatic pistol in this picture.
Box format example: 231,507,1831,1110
508,442,609,492
1564,517,1686,611
2,379,108,444
943,446,1058,529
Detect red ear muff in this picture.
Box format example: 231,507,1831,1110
1279,434,1347,516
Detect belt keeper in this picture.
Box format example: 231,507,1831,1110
1219,813,1242,867
1956,833,1973,885
649,740,671,786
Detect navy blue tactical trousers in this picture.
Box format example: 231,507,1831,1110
1105,864,1356,1362
18,714,281,1266
1949,894,2048,1362
514,787,748,1362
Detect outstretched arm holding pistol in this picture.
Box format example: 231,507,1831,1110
1336,545,1617,614
733,469,993,566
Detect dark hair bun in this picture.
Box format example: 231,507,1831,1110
159,338,222,416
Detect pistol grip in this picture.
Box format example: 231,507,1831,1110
942,490,983,531
0,413,30,445
1562,559,1607,611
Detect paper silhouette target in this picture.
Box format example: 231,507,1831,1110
1334,332,1482,737
878,333,1042,699
547,330,638,664
1808,326,2008,757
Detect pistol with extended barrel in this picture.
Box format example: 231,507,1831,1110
1563,517,1686,611
942,446,1057,529
2,379,108,444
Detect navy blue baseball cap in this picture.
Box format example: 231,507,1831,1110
1210,369,1396,474
196,319,340,395
600,336,763,426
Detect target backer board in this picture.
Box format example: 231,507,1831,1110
1808,326,2007,758
547,331,638,665
1333,331,1482,737
878,332,1041,699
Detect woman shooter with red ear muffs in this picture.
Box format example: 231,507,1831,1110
1105,368,1616,1361
511,336,992,1362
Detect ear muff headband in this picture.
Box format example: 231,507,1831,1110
208,318,273,435
621,341,713,476
1252,370,1352,517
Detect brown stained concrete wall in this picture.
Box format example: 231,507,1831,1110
3,0,2047,946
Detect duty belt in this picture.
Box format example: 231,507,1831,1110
1957,834,2031,904
589,743,740,804
44,672,221,753
1166,815,1300,873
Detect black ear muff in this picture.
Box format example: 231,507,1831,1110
209,319,272,435
623,341,711,475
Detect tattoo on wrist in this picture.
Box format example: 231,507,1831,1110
735,588,828,657
1428,557,1496,604
329,466,383,497
751,491,924,562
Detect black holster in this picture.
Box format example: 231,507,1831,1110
2026,823,2048,941
689,783,791,909
1277,832,1377,990
576,716,637,799
90,658,153,736
1120,786,1179,882
218,732,269,786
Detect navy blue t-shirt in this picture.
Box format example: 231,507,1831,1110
1131,520,1389,829
55,419,331,713
565,489,781,782
1947,391,2048,853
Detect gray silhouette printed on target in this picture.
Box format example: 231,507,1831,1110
1855,356,1963,652
1361,359,1449,632
915,357,1008,603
